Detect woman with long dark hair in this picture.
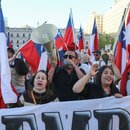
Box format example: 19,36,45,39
73,64,123,99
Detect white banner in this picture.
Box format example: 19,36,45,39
0,96,130,130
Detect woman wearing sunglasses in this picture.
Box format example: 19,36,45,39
48,50,85,101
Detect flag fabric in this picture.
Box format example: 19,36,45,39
115,22,127,96
19,39,44,73
7,31,12,48
0,3,17,106
55,29,65,50
77,26,84,51
88,18,99,61
38,51,48,71
125,9,130,95
55,29,66,63
63,9,77,51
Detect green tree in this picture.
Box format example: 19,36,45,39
99,33,115,50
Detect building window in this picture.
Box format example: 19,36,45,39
29,33,31,37
23,33,25,37
11,33,13,37
17,40,19,43
11,40,13,43
23,40,25,43
17,44,19,47
17,33,19,37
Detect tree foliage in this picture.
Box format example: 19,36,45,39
98,33,115,50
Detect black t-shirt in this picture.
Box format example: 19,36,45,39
80,82,120,99
52,66,81,101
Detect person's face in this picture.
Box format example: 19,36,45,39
64,51,77,63
101,67,114,86
94,53,100,60
34,72,47,91
8,52,13,59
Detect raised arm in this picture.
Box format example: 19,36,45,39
66,58,85,79
73,63,85,79
73,64,98,93
48,56,57,83
109,54,122,84
8,51,19,63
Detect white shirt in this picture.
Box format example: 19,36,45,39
79,63,91,74
92,60,106,67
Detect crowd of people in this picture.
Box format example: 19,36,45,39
6,47,125,108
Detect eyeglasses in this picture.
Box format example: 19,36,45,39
63,55,76,59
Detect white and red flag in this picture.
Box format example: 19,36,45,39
88,18,99,62
0,2,17,107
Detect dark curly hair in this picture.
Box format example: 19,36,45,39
7,47,15,55
11,58,29,75
14,58,29,75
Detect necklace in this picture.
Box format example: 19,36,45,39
31,90,36,104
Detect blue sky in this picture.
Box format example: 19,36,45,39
2,0,114,30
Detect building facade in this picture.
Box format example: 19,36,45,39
5,27,33,51
5,27,88,51
86,0,130,34
103,0,130,34
86,12,103,34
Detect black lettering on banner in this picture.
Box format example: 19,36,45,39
71,110,91,130
1,108,130,130
94,108,130,130
42,112,63,130
1,114,38,130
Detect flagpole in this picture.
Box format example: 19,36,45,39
112,3,130,54
70,8,76,51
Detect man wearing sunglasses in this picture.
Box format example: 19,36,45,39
92,50,106,68
48,50,85,101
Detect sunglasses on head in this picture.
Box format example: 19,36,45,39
63,55,76,59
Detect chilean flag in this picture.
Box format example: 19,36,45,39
7,31,12,48
77,26,84,51
55,29,65,63
55,29,65,50
0,2,17,107
125,9,130,95
115,22,127,96
19,39,44,73
88,18,99,61
63,9,77,51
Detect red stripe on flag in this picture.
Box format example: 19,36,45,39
19,40,40,73
115,41,122,72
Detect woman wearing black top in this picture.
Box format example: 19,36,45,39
73,64,123,99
